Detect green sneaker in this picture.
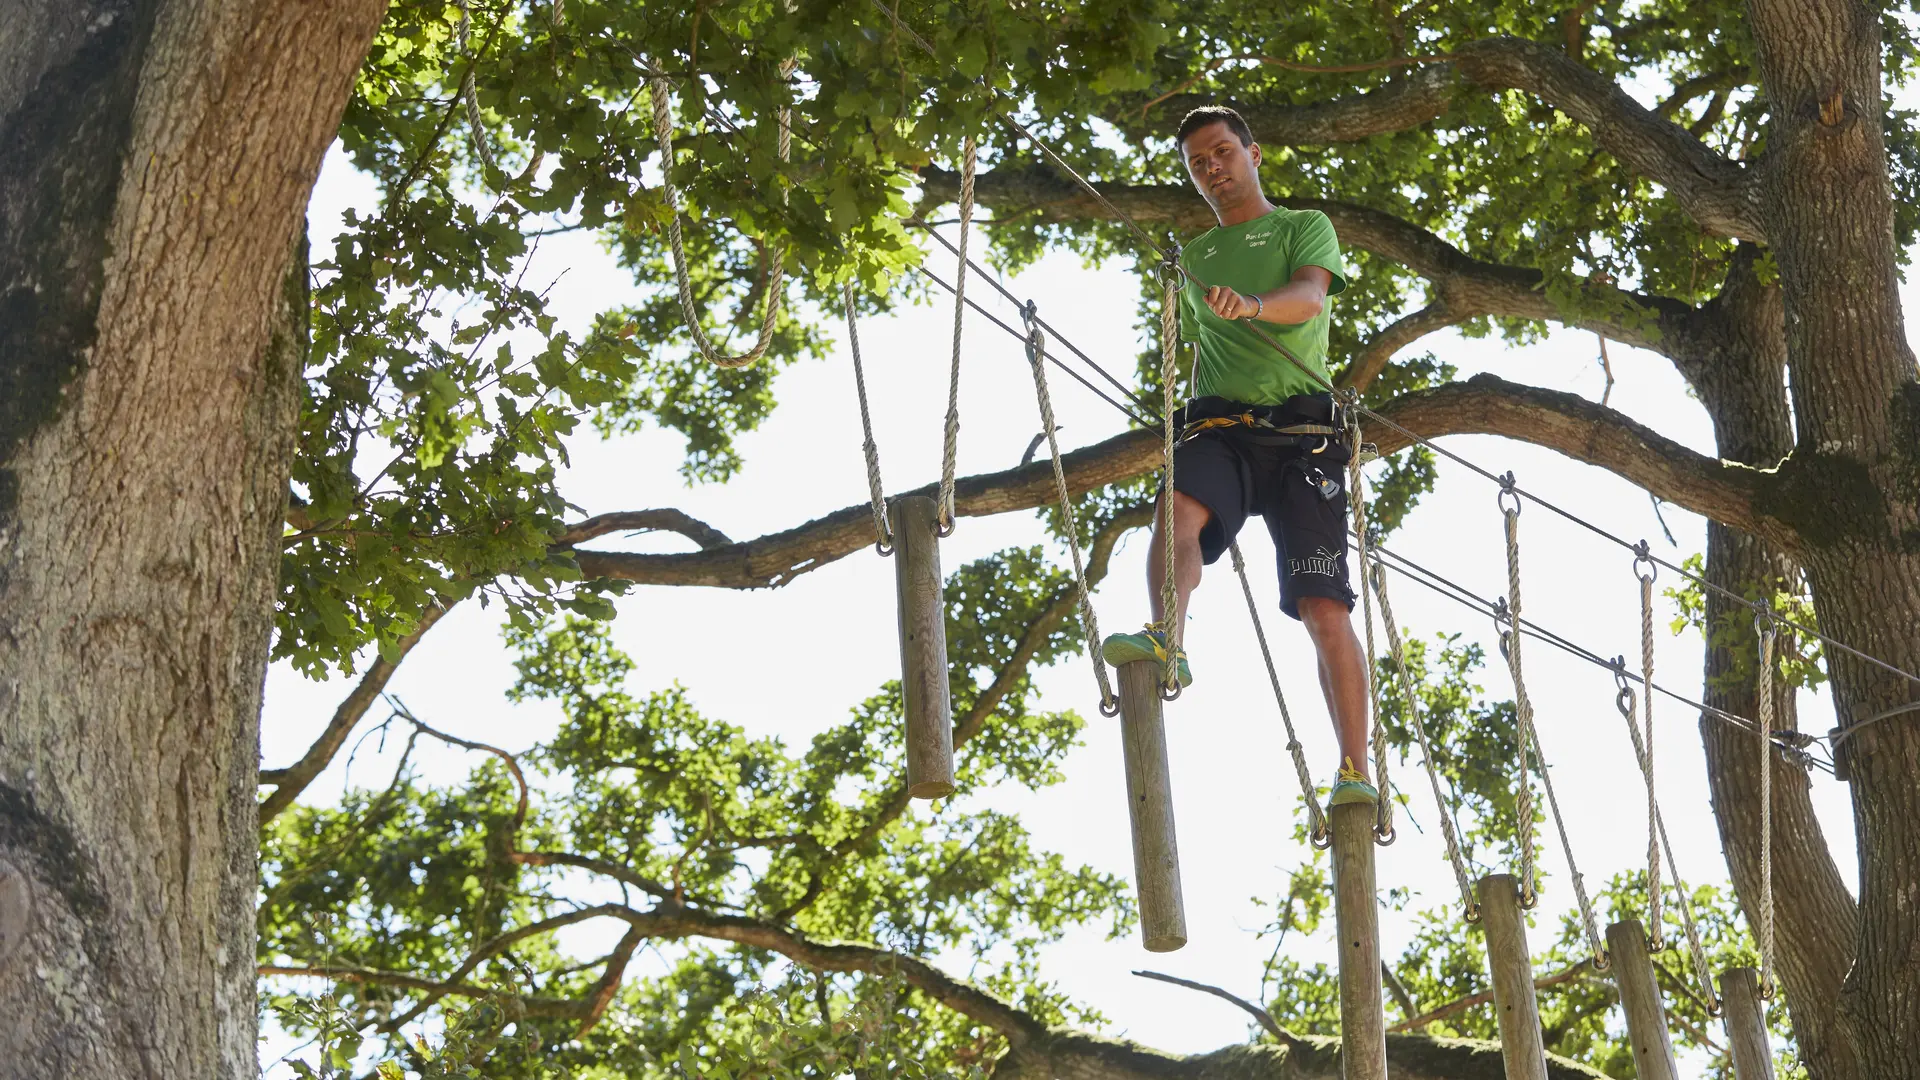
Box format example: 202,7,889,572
1328,757,1379,807
1101,625,1193,687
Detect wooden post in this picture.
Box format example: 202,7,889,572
1115,659,1185,952
1720,967,1776,1080
890,495,954,800
1605,919,1681,1080
1330,800,1387,1080
1477,874,1549,1080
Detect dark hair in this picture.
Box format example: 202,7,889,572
1176,106,1254,149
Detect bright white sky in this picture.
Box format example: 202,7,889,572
260,99,1919,1070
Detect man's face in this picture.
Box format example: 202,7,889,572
1182,121,1262,211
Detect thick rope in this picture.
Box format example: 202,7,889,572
1636,552,1665,948
1347,413,1393,842
1496,492,1539,907
455,6,500,179
935,137,976,533
842,283,891,553
1756,615,1778,995
1525,711,1608,969
1368,558,1479,920
1231,541,1330,847
648,59,795,369
1023,315,1118,716
1156,269,1181,698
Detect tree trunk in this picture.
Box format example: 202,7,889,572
1746,1,1920,1072
0,0,383,1075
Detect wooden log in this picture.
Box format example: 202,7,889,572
889,495,954,800
1116,659,1185,952
1477,874,1549,1080
1330,800,1387,1080
1605,919,1680,1080
1720,967,1776,1080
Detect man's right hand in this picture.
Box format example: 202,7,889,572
1203,285,1258,320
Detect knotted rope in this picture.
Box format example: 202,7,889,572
1495,480,1538,907
935,137,976,534
1367,558,1479,919
1232,542,1330,848
1022,307,1118,717
1756,612,1779,997
648,58,796,369
1155,265,1182,700
1346,409,1394,844
842,283,891,554
1633,544,1665,948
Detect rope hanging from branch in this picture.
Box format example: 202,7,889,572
1494,479,1539,908
1155,264,1182,700
1632,544,1665,948
935,137,976,534
1021,306,1118,717
1368,558,1479,920
648,59,796,369
1756,613,1779,996
842,283,892,554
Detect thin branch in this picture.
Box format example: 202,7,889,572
1131,969,1299,1044
379,903,633,1032
509,850,674,901
393,701,529,835
260,602,453,822
258,964,583,1019
558,508,735,550
1387,959,1595,1031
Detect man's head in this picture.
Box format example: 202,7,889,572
1177,106,1262,213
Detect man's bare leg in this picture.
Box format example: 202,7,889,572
1147,490,1210,646
1299,595,1371,780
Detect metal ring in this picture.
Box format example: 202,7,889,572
1632,540,1657,582
1306,434,1330,455
1310,825,1333,850
936,513,956,539
1760,979,1777,1001
875,538,895,557
1519,888,1539,911
1159,679,1183,702
1463,902,1484,924
1706,998,1725,1018
1099,696,1122,718
1496,471,1522,516
1591,951,1612,973
1372,823,1397,846
1648,935,1669,953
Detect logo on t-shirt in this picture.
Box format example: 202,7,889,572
1245,228,1273,248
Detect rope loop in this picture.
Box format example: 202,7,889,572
1496,471,1523,517
1632,540,1658,583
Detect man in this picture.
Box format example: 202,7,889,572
1101,105,1376,807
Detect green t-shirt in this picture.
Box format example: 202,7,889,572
1178,207,1348,405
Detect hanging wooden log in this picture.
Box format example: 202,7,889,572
1478,873,1550,1080
1115,658,1185,952
889,495,954,800
1331,800,1388,1080
1606,919,1681,1080
1720,966,1776,1080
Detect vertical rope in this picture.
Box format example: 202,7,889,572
1525,717,1608,969
1497,489,1538,907
455,6,500,178
842,283,891,553
1023,315,1118,716
1232,541,1330,847
935,137,976,534
1369,559,1479,919
1756,614,1778,995
648,59,794,369
1156,268,1181,697
1635,550,1665,948
1347,415,1392,842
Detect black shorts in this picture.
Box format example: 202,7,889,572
1168,394,1356,620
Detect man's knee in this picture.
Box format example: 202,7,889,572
1166,489,1212,538
1297,595,1353,633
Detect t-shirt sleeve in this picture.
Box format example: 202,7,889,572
1292,211,1348,296
1178,275,1200,343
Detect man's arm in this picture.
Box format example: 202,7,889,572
1202,265,1333,324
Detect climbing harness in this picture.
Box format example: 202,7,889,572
1021,303,1119,717
1756,612,1778,997
1631,543,1665,949
648,58,796,368
842,283,892,554
1493,477,1539,908
935,138,977,535
1153,259,1182,700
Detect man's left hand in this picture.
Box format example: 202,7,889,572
1203,285,1259,321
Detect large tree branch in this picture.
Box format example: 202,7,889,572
1123,39,1759,241
566,430,1163,587
259,601,453,822
1368,373,1795,550
925,166,1702,363
1339,301,1467,392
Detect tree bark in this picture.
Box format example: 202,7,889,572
1745,1,1920,1073
0,0,384,1075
